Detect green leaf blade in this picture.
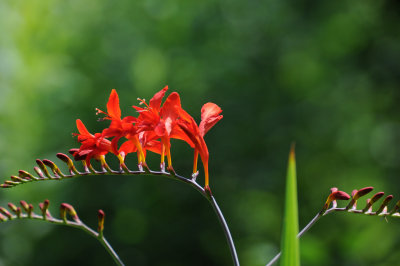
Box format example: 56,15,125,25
280,144,300,266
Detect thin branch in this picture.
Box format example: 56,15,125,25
1,155,239,266
266,192,400,266
1,208,124,266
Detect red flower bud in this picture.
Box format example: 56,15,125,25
98,210,105,237
60,203,80,223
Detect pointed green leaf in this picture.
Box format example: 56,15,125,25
280,144,300,266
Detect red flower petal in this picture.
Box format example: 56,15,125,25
154,122,166,136
149,86,168,110
201,102,222,122
106,89,121,120
119,140,137,154
160,92,181,121
76,119,92,136
199,103,223,136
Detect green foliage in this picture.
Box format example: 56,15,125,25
280,145,300,266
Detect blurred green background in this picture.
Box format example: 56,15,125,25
1,0,400,265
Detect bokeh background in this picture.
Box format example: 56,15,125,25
0,0,400,265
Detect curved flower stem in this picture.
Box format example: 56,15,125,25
168,172,240,266
2,159,239,266
3,213,124,266
207,195,240,266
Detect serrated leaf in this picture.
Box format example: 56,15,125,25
280,144,300,266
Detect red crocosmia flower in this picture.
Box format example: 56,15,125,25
177,103,223,188
119,131,162,160
134,86,193,170
97,89,146,165
72,119,112,165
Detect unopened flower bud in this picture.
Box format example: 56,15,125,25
57,153,79,175
376,195,393,214
362,192,385,213
5,180,19,186
0,207,12,219
60,204,67,223
28,204,34,217
8,203,18,213
323,191,350,210
43,159,63,177
36,160,51,178
39,200,51,220
20,201,30,213
60,203,80,223
10,176,24,182
57,153,75,169
390,200,400,215
346,187,374,210
18,170,34,180
34,166,45,179
0,213,7,222
354,187,374,200
98,210,105,237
